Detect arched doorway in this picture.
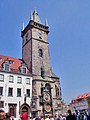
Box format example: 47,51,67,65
19,103,30,117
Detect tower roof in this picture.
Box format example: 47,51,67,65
30,9,41,24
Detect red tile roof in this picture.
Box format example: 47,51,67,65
0,54,30,74
75,92,90,100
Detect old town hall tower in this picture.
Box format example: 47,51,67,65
21,10,62,116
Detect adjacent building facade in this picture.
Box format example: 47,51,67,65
71,92,90,114
0,55,32,118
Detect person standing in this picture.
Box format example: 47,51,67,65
21,112,29,120
66,109,76,120
0,109,6,120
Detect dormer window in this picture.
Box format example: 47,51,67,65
9,60,14,64
4,63,9,71
20,67,26,74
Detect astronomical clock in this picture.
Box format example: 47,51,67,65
40,83,53,115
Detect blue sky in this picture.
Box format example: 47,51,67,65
0,0,90,103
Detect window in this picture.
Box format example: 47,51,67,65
0,101,4,108
39,96,43,105
39,49,43,57
0,74,4,81
17,77,22,83
9,104,16,117
8,87,13,96
41,67,45,78
0,87,3,96
4,63,9,71
9,60,14,64
26,78,30,84
9,76,14,82
45,83,50,91
21,67,26,74
17,88,21,97
26,89,30,97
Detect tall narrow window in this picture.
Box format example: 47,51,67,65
9,76,14,82
26,89,30,97
39,49,43,57
21,67,26,74
45,83,50,92
0,87,3,96
4,63,9,71
26,78,30,84
17,88,21,97
41,67,45,78
17,77,22,84
0,101,4,108
0,74,4,81
8,87,13,96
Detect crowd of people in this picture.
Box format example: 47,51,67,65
0,109,13,120
26,110,90,120
0,109,90,120
21,109,90,120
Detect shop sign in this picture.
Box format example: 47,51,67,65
72,98,88,110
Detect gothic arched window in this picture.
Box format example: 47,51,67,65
45,83,51,92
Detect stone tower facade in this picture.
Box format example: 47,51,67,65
21,10,62,117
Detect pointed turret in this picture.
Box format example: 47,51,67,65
22,22,24,31
30,11,33,20
45,19,48,27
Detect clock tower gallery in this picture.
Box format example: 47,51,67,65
21,10,62,116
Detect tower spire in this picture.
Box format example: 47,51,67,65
22,22,24,31
45,19,48,27
30,11,33,20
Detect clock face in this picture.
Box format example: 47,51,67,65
43,93,50,102
44,103,51,112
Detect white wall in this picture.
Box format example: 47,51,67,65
0,71,32,119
